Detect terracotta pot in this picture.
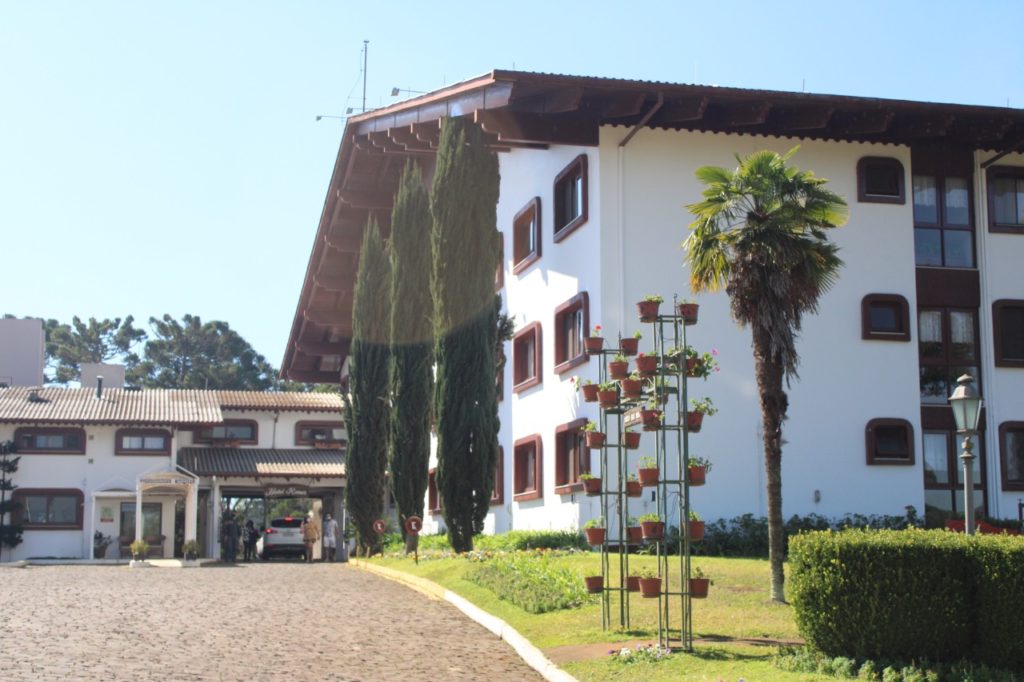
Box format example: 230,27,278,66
626,480,642,497
677,302,699,325
686,357,703,378
688,520,706,542
688,465,706,487
597,390,619,409
585,431,606,449
638,467,659,486
619,337,639,356
583,527,606,545
689,577,710,598
627,526,643,543
640,520,664,540
637,300,661,322
585,576,604,594
626,576,640,592
641,409,662,431
639,576,662,598
620,378,643,400
634,355,658,377
623,431,641,449
580,383,599,402
582,478,602,496
584,336,604,354
608,360,629,380
687,411,704,433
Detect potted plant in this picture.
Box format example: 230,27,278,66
637,455,659,486
619,330,642,356
580,473,602,496
626,574,641,592
676,299,699,325
687,397,717,432
625,474,642,498
688,456,712,486
634,352,658,377
620,372,643,400
182,539,201,562
623,429,641,449
584,575,604,594
626,517,643,544
685,346,719,379
637,294,663,322
573,377,599,403
130,539,150,561
582,517,606,545
640,401,663,431
688,510,705,542
582,421,606,449
93,531,113,559
663,345,684,370
637,567,661,598
585,325,604,354
638,513,664,540
596,381,619,409
689,565,712,598
608,354,629,380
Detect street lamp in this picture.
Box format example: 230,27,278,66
949,374,983,535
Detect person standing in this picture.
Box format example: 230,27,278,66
223,513,240,563
322,513,339,562
242,520,258,561
301,513,319,563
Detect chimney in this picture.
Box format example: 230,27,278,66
96,375,104,400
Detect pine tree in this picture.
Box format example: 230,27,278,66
0,441,23,560
388,161,433,552
344,220,392,556
430,117,501,553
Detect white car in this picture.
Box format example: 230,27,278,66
257,517,307,560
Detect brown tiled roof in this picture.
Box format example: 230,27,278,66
0,387,222,425
214,391,343,412
178,447,345,478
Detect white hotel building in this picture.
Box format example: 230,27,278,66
282,71,1024,533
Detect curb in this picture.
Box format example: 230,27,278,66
353,559,577,682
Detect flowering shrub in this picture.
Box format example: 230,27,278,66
608,644,672,664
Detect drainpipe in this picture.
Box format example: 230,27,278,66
973,150,997,517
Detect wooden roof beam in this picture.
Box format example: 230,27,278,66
833,109,895,135
303,307,353,331
507,86,584,114
889,113,955,139
770,106,835,131
411,121,440,146
654,96,709,124
294,340,351,357
389,126,433,152
474,110,599,146
602,92,648,118
369,130,405,153
323,232,362,254
285,369,342,384
338,188,393,210
719,101,772,126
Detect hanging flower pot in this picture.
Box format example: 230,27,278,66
688,520,706,542
580,383,600,402
640,520,664,540
677,302,699,325
583,527,606,545
585,431,606,449
623,431,641,449
620,378,643,400
619,337,639,356
638,467,659,486
637,297,663,322
687,411,704,433
581,477,602,496
639,576,662,598
584,575,604,594
640,409,663,431
689,577,710,598
626,575,641,592
686,357,704,378
626,480,642,497
627,526,643,544
608,359,629,380
584,336,604,354
634,354,658,377
597,390,619,409
688,465,706,487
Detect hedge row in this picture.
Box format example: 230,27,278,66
382,529,588,554
789,528,1024,670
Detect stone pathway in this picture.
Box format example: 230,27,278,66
0,562,540,681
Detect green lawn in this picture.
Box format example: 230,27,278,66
368,552,839,681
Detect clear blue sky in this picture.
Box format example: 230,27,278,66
2,1,1022,371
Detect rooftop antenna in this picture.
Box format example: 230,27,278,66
362,40,368,114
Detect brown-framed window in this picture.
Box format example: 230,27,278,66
993,300,1024,368
512,197,541,274
865,418,914,465
913,172,974,268
491,446,504,506
194,420,258,445
986,165,1024,233
495,234,505,292
513,435,542,502
857,157,905,204
115,429,171,456
918,308,979,404
922,429,986,527
14,427,85,454
427,469,440,514
862,294,910,341
295,421,346,445
554,419,589,493
512,322,542,393
999,422,1024,491
553,154,588,242
553,292,589,374
13,488,84,529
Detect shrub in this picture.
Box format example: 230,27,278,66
969,535,1024,670
467,553,590,613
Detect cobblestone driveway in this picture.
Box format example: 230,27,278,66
0,563,540,681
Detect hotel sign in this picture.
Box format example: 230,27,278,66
265,485,308,498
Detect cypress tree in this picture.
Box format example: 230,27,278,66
430,117,501,553
0,441,23,560
344,220,391,556
388,161,433,552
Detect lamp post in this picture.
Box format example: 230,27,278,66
949,374,983,535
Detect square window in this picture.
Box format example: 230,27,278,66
512,197,541,274
116,429,171,455
993,300,1024,368
554,419,589,493
14,428,86,454
999,423,1024,490
512,322,542,393
553,292,589,373
295,422,346,446
553,155,588,242
857,157,905,204
987,166,1024,232
513,436,542,501
14,489,84,528
861,294,910,341
866,419,914,465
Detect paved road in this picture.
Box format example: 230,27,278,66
0,562,541,681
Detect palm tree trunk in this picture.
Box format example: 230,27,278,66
752,327,788,603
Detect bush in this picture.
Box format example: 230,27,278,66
467,553,591,613
790,529,1024,670
382,529,587,555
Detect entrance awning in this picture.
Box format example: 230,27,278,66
178,448,346,479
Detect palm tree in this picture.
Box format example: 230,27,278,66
684,147,848,602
